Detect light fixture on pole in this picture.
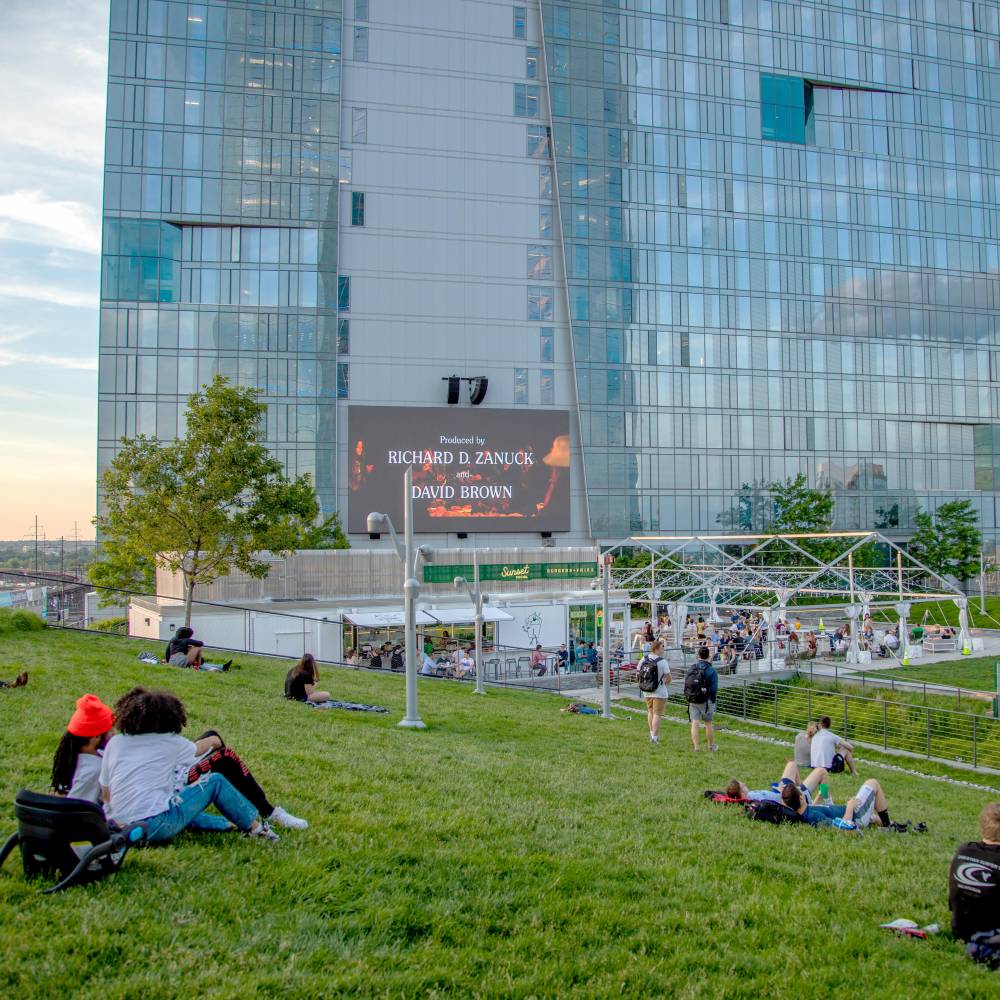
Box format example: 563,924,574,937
601,552,614,719
454,550,487,696
367,466,427,729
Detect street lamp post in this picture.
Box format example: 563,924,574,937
454,549,487,696
367,466,426,729
601,552,613,719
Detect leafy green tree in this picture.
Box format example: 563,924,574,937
88,539,155,606
908,500,982,586
299,511,351,550
94,376,322,626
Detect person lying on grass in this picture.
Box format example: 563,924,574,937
724,761,829,806
164,626,233,672
0,670,28,689
99,686,305,843
284,653,331,704
780,777,893,830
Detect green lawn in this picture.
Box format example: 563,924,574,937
864,657,1000,694
1,630,998,998
871,596,1000,630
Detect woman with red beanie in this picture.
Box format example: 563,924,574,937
51,694,115,801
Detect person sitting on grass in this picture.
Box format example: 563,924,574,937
99,687,280,843
724,761,828,805
51,694,115,801
950,802,1000,941
794,722,818,769
810,715,856,776
0,670,28,689
164,626,232,672
780,777,892,829
284,653,331,704
56,691,307,830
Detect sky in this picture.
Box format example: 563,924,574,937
0,1,109,539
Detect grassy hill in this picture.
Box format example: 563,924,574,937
0,629,998,998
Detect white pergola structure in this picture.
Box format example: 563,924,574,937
601,531,969,666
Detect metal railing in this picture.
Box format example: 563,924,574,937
683,678,1000,771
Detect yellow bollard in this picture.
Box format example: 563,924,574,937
962,645,971,656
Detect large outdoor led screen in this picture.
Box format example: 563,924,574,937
348,406,570,533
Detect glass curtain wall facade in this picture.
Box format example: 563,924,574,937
98,0,343,516
540,0,1000,544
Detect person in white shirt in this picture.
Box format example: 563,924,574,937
642,640,673,745
51,694,115,801
99,687,280,843
809,715,856,776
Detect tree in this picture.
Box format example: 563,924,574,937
87,538,155,606
299,511,350,550
760,473,838,567
94,376,322,626
908,500,982,586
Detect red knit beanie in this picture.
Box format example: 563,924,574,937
67,694,114,737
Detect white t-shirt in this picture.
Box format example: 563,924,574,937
68,753,102,804
99,732,198,825
420,655,437,676
647,657,672,699
810,728,841,769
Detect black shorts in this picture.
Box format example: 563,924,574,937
829,752,846,774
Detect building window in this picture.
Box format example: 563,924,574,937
352,107,367,143
337,318,350,354
338,275,350,310
539,164,552,198
339,150,352,183
514,367,528,404
539,205,553,237
526,46,539,79
527,286,553,321
527,125,550,158
351,191,366,226
760,74,813,144
337,362,350,399
540,327,554,362
527,245,552,279
355,0,368,20
514,84,540,117
513,6,527,39
354,26,368,61
540,368,554,405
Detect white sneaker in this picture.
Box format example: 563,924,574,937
245,820,280,841
709,744,719,752
270,805,308,830
650,735,659,744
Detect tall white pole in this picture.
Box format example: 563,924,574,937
473,549,485,696
400,466,425,728
980,550,987,616
602,556,612,719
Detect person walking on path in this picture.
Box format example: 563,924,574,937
637,640,672,746
686,646,718,752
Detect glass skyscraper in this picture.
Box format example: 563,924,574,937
98,0,343,516
99,1,1000,552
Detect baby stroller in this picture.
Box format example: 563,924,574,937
0,789,145,894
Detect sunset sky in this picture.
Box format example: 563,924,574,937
0,1,109,539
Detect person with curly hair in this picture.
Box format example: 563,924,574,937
99,687,290,843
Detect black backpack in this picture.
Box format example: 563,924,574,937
390,650,404,671
684,662,710,703
637,657,660,693
746,799,804,825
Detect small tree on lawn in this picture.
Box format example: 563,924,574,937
95,376,322,627
908,500,982,587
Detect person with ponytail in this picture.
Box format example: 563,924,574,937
51,694,115,801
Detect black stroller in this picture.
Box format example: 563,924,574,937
0,789,145,894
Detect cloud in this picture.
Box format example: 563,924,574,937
0,348,97,371
0,189,100,254
0,280,96,310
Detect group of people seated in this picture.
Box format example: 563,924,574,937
51,689,308,844
420,643,476,679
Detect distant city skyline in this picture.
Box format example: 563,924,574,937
0,1,108,538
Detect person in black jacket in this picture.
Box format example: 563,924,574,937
164,626,231,671
950,802,1000,943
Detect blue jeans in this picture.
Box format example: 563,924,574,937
142,772,258,844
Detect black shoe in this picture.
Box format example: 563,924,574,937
222,660,233,672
